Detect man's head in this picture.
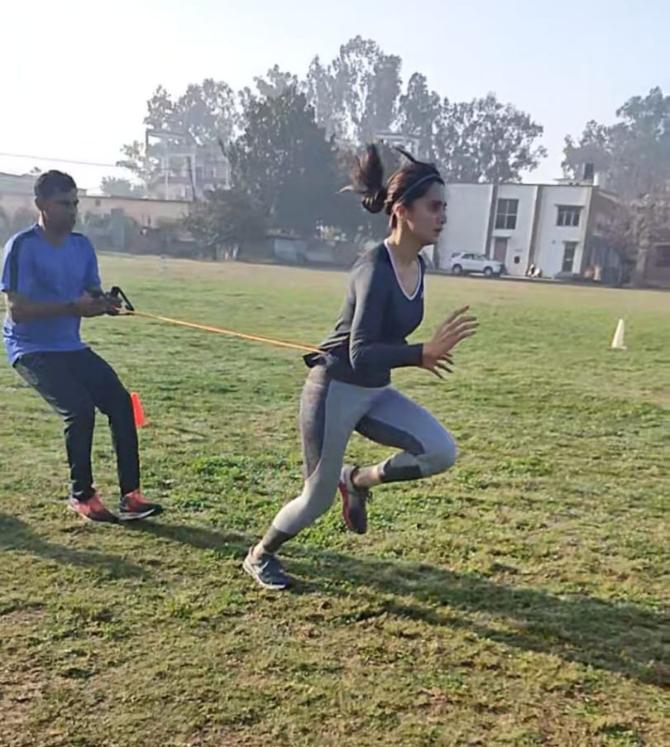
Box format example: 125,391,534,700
34,170,79,234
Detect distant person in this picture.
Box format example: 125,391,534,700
527,264,543,279
1,170,162,523
243,146,478,590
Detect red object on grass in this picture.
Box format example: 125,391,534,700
130,392,146,428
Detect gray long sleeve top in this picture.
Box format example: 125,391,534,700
304,242,425,387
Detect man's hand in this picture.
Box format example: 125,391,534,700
72,292,109,318
102,292,122,316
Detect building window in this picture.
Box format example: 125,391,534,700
95,199,101,207
562,242,578,273
495,198,519,230
557,205,582,227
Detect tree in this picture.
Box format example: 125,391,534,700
397,73,442,160
141,78,238,146
100,177,146,198
119,79,239,186
119,35,549,249
360,52,402,142
434,94,547,182
563,87,670,199
143,85,174,134
305,56,337,138
562,120,612,181
116,140,156,181
306,37,402,145
237,66,301,133
184,188,266,259
253,65,300,100
231,85,342,236
630,188,670,286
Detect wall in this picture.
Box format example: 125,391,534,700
644,244,670,288
0,173,34,195
272,237,308,263
490,184,538,276
0,191,188,229
533,185,592,277
432,183,603,276
79,195,188,227
0,192,37,239
435,184,493,267
0,192,35,219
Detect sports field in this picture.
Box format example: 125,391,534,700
1,254,668,746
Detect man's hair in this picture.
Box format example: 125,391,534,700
34,170,78,200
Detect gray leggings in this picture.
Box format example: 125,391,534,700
270,366,457,539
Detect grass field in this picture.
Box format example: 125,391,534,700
0,254,668,747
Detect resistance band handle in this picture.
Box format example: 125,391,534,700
87,286,135,313
109,286,135,312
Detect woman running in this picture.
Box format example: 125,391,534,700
244,145,478,590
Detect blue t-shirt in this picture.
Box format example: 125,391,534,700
1,225,101,365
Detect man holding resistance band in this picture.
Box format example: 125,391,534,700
1,170,162,523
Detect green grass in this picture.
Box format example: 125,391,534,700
1,254,668,747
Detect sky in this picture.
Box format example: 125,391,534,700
1,0,668,190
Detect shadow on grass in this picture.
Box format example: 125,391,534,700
132,520,668,687
125,518,250,555
290,550,668,688
0,513,148,579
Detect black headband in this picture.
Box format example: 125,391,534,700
395,173,443,205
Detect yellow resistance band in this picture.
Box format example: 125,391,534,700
129,310,319,354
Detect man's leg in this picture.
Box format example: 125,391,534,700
69,349,161,520
14,352,116,522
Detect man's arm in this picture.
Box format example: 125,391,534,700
4,291,108,322
4,291,77,323
1,234,111,322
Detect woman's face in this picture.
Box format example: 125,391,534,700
397,182,447,246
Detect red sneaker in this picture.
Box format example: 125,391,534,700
338,465,370,535
68,493,118,523
119,490,163,522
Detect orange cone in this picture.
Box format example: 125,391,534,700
130,392,146,428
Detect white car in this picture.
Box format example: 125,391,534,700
449,252,504,278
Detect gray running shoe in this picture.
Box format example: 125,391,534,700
243,548,292,590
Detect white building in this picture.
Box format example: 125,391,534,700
433,180,621,282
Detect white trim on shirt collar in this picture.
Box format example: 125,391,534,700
383,240,423,301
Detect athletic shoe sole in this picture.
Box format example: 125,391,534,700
242,556,290,591
118,505,163,522
338,481,366,534
67,501,118,524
